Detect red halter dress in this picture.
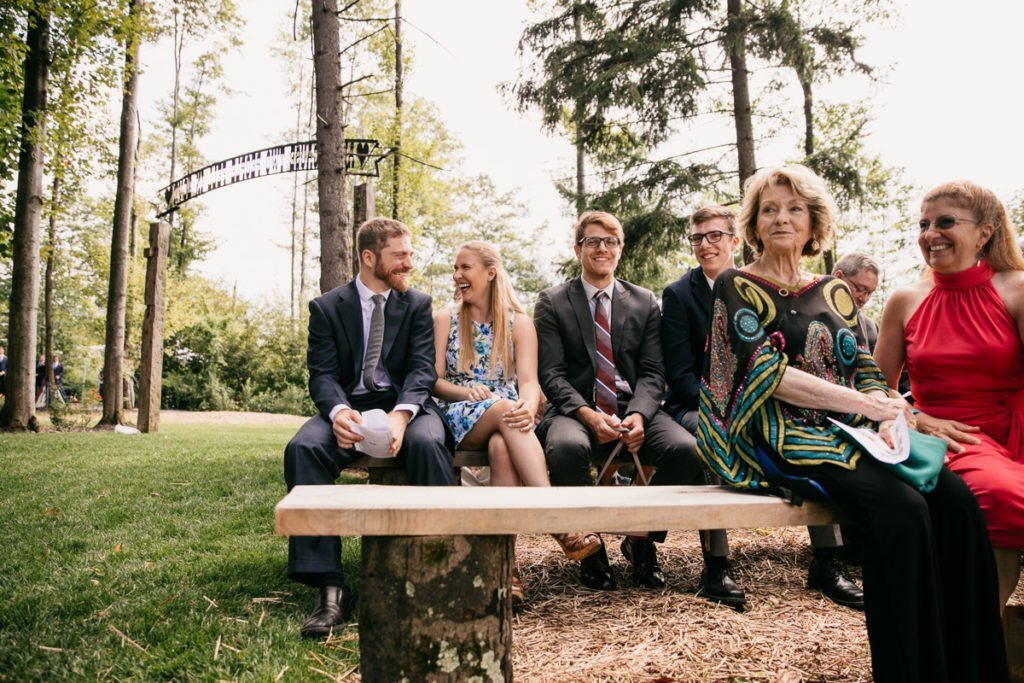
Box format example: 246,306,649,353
905,261,1024,548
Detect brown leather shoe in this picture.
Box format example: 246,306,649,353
300,584,355,639
552,532,602,561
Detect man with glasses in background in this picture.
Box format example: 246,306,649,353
662,205,864,610
832,252,881,352
535,210,715,593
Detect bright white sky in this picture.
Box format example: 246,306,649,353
133,0,1024,303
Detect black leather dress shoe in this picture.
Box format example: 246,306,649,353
698,558,746,609
621,537,666,589
300,584,355,639
579,543,616,591
807,556,864,610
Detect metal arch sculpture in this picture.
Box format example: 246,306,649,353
157,138,386,217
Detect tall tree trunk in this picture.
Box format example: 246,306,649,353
0,6,49,432
289,62,303,321
392,0,402,222
798,69,835,272
165,10,181,258
800,71,813,158
312,0,351,292
44,175,59,406
573,6,585,216
726,0,756,264
100,0,142,426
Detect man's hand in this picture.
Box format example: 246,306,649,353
915,411,981,454
332,408,364,450
387,409,412,456
578,406,621,444
619,413,646,454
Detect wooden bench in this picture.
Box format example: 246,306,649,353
349,448,489,484
349,447,642,484
275,484,843,681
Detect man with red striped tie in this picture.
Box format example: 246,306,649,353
535,211,712,592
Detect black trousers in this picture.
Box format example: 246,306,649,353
539,408,720,553
283,391,455,586
767,451,1008,683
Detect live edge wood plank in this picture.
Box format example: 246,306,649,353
275,484,844,537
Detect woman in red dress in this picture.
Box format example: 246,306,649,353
876,180,1024,612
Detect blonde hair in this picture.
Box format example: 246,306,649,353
922,181,1024,272
455,241,525,377
738,165,837,258
573,210,625,245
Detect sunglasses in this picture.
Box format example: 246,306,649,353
918,215,979,232
688,230,733,247
578,236,622,249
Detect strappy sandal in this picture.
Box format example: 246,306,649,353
552,532,602,561
510,563,525,611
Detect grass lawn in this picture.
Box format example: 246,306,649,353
0,414,361,682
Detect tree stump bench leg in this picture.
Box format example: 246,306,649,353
359,534,513,682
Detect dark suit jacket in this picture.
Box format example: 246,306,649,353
535,277,665,424
858,311,879,353
306,279,440,422
661,267,713,418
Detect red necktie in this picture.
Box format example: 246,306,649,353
593,291,618,416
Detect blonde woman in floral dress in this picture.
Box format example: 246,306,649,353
433,241,601,607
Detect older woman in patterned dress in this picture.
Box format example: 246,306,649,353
696,165,1007,683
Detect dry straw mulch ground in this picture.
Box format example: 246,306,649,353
510,528,874,682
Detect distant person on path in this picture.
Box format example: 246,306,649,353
0,345,7,397
832,252,881,352
698,165,1007,682
535,210,717,593
35,354,45,402
52,355,66,403
662,205,863,610
432,240,601,608
283,218,456,639
875,180,1024,614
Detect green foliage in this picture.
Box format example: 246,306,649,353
0,419,364,680
160,278,313,415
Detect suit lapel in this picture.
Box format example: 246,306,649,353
691,267,713,318
338,282,364,376
569,279,598,368
382,289,408,362
610,279,628,358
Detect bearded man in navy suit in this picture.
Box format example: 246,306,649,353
284,217,455,639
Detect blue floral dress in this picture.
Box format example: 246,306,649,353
437,310,518,445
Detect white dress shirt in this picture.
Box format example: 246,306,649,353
329,276,420,423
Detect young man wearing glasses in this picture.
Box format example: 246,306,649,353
662,205,864,610
535,210,713,592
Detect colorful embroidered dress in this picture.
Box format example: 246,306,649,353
437,310,518,445
696,270,888,489
905,261,1024,548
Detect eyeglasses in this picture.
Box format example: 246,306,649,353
578,236,622,249
688,231,733,247
849,282,875,298
918,215,979,232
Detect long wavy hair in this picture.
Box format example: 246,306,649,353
455,241,525,378
922,181,1024,272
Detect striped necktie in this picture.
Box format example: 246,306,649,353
592,291,618,416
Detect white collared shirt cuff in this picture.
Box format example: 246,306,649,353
393,403,420,419
328,404,349,423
